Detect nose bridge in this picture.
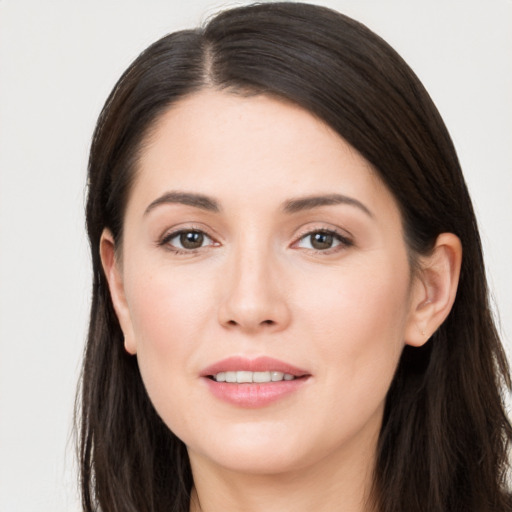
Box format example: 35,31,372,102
218,234,290,332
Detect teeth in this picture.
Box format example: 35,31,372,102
254,371,272,383
237,371,253,383
213,371,296,383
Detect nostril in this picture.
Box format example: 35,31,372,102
262,319,275,325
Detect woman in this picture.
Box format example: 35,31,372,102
78,3,512,511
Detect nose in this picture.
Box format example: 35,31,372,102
217,244,292,334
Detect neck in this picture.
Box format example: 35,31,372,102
188,427,379,512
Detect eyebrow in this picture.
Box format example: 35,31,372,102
144,191,220,215
283,193,373,217
144,191,372,218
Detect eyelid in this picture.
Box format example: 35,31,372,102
156,222,353,254
291,224,354,252
158,225,219,253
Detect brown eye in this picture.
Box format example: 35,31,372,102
310,232,334,250
162,229,215,252
295,229,352,252
179,231,204,249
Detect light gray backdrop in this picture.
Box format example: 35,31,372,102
0,1,510,510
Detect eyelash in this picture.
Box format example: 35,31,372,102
158,227,353,255
293,228,353,254
158,228,217,255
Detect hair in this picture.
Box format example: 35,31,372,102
78,3,512,511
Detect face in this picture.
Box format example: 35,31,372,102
104,90,426,477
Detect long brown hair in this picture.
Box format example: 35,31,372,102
78,3,512,511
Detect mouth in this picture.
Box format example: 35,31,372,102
200,356,311,407
201,355,310,381
208,371,301,383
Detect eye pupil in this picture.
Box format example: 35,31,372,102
311,232,333,250
180,231,204,249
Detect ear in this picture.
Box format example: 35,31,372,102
99,229,137,355
405,233,462,347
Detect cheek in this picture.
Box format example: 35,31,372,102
123,269,217,448
298,256,411,401
123,263,214,410
126,262,212,350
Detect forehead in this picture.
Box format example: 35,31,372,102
128,89,398,221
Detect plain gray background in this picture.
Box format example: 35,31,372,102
0,1,510,510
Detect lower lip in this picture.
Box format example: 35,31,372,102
203,377,308,408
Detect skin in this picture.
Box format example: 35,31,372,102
101,90,462,512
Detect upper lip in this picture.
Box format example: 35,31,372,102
200,356,310,377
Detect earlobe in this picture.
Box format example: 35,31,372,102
405,233,462,347
99,229,137,355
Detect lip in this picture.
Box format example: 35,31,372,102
200,356,309,377
200,356,311,408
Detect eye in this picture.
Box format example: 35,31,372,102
161,229,215,252
295,230,352,252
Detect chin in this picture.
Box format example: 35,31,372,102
193,444,310,476
184,421,316,474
